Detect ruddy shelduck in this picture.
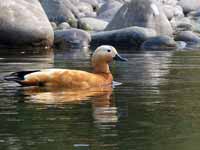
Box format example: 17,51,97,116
4,45,127,88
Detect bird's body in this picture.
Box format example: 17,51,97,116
19,69,113,88
4,45,127,88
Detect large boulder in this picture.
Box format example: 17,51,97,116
40,0,80,25
0,0,54,48
54,28,91,48
178,0,200,14
141,35,177,51
105,0,173,36
91,26,157,48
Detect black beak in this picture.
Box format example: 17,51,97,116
113,54,128,61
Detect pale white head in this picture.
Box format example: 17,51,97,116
91,45,127,73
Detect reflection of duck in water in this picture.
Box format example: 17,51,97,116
4,45,127,88
23,86,112,104
23,86,118,127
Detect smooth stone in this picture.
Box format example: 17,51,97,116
78,17,108,31
105,0,173,36
57,22,71,30
175,31,200,43
91,26,157,48
80,0,99,10
178,0,200,13
54,28,91,48
78,2,94,17
171,17,193,31
158,0,178,6
174,5,184,17
141,35,177,51
0,0,54,48
163,5,175,20
188,9,200,19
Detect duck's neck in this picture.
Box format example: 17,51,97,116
93,63,111,74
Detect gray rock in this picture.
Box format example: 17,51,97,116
105,0,173,36
191,19,200,33
163,5,175,20
80,0,99,10
54,28,91,48
97,0,123,21
188,9,200,19
175,31,200,43
0,0,54,48
91,26,157,48
77,2,94,17
158,0,178,6
175,30,200,49
171,17,193,31
40,0,80,24
141,35,177,51
174,5,184,17
57,22,70,30
163,4,184,19
78,17,108,31
178,0,200,13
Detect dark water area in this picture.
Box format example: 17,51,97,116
1,47,200,150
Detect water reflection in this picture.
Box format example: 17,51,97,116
22,86,112,104
22,85,119,129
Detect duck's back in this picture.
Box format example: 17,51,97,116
7,69,113,88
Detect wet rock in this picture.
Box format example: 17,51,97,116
54,28,91,48
40,0,80,24
97,0,123,21
105,0,173,36
175,31,200,48
175,31,200,42
91,26,157,48
78,17,108,31
141,35,177,51
178,0,200,14
57,22,70,30
0,0,54,48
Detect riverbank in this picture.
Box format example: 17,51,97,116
1,0,200,50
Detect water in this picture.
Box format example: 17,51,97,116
1,47,200,150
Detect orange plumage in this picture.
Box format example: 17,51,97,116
4,45,127,88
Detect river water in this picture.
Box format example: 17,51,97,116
1,47,200,150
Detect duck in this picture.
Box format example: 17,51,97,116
4,45,127,88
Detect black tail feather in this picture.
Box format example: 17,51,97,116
4,70,40,82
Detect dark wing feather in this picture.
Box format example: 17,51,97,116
4,70,40,82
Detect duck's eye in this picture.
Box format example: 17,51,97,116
107,49,111,52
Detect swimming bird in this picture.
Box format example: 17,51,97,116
4,45,127,88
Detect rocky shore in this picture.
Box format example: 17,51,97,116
1,0,200,50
